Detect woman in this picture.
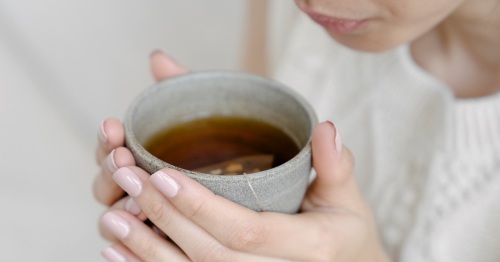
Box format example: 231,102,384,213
94,0,500,261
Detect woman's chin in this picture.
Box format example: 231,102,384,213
327,32,405,53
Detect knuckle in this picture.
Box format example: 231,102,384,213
93,193,109,206
92,174,124,206
308,221,339,261
138,241,160,260
226,220,269,251
92,179,112,206
186,193,216,220
148,200,170,223
187,197,206,220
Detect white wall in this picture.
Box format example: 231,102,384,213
0,1,248,261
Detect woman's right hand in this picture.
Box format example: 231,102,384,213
93,50,187,240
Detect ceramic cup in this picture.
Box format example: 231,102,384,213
124,71,317,213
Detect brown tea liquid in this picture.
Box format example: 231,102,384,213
144,116,300,175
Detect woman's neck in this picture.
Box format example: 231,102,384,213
411,0,500,98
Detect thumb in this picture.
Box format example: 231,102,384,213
304,121,364,212
150,50,187,82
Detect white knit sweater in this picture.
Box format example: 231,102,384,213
271,14,500,262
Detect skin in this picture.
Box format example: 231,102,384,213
95,0,500,260
96,52,389,261
294,0,500,97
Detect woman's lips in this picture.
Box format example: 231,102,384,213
303,10,368,34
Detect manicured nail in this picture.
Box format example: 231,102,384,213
102,247,126,262
334,128,342,154
327,121,342,154
113,167,142,197
106,149,118,173
101,212,130,240
150,170,180,198
150,49,164,58
125,198,141,215
98,120,108,144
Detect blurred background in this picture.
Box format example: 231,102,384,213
0,0,290,261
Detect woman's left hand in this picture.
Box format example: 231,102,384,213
100,121,390,262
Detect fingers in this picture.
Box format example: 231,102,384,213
305,121,364,213
94,118,128,206
144,168,332,260
94,146,136,205
99,196,147,241
113,167,232,261
148,169,264,245
100,210,190,262
94,49,187,205
150,50,187,82
113,167,280,261
96,118,125,164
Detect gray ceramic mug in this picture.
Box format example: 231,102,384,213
124,71,317,213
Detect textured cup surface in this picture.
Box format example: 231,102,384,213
124,71,317,213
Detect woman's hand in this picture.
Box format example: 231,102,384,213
100,121,390,261
94,50,187,206
93,50,186,241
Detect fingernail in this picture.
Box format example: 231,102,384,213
106,149,118,173
98,120,108,144
327,121,342,154
101,212,130,240
125,198,141,215
150,170,180,198
102,247,126,262
113,167,142,197
150,49,164,58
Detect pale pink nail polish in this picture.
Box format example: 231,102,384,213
327,121,342,154
334,127,342,154
98,120,108,144
113,167,142,197
102,247,126,262
107,149,118,173
150,170,180,198
101,212,130,240
125,198,141,215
